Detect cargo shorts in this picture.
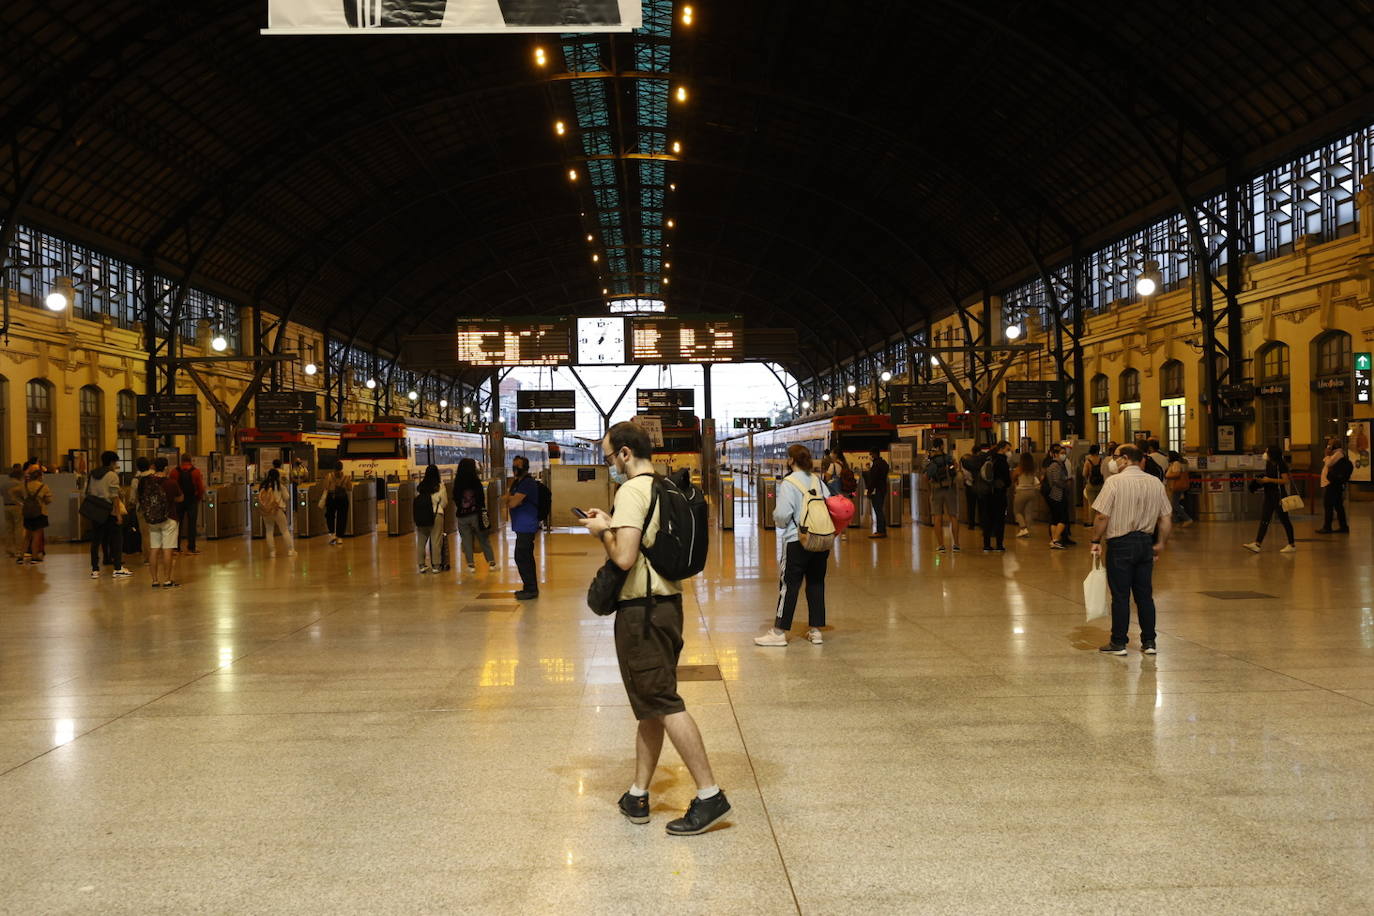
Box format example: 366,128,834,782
614,596,686,721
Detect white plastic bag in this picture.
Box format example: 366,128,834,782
1084,555,1109,622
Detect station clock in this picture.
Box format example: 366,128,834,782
577,316,626,365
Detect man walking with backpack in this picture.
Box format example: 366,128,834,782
584,421,731,837
924,439,961,552
169,456,205,555
756,444,833,647
1316,436,1352,534
504,455,542,599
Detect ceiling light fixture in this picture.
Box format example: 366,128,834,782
210,334,228,353
846,384,857,394
554,121,566,136
408,390,419,402
1005,324,1022,340
681,6,694,26
821,393,832,402
304,362,318,376
676,86,688,103
568,168,578,182
534,47,547,66
880,370,893,382
45,276,74,312
365,378,377,390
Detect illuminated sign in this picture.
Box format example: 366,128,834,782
629,318,741,364
454,318,572,367
1357,352,1371,404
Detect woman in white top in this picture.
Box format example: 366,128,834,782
257,468,296,557
1011,450,1041,538
755,444,829,647
413,464,449,572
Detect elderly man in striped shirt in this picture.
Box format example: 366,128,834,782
1090,443,1174,657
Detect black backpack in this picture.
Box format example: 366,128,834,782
641,470,709,581
926,452,955,487
1142,457,1165,480
1088,458,1104,486
1330,456,1353,485
970,455,992,497
534,480,552,523
412,489,437,527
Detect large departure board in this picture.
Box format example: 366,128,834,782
454,318,572,367
629,318,742,364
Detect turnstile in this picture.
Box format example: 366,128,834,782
346,478,377,537
204,486,249,540
295,483,328,538
387,481,417,536
548,465,612,527
718,475,735,531
883,474,904,528
912,472,933,526
758,476,779,530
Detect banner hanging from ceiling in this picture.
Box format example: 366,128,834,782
265,0,642,34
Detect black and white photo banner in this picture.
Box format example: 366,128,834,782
266,0,643,34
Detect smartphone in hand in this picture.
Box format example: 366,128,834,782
571,507,589,519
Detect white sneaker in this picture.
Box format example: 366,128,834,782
113,568,134,579
1280,544,1296,554
753,630,788,647
488,562,499,572
287,550,297,557
419,565,431,574
467,564,477,572
936,545,946,552
1017,528,1030,538
90,570,101,579
806,628,824,645
1242,542,1261,553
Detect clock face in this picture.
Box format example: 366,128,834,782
577,317,626,365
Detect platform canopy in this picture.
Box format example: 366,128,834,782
2,1,1372,379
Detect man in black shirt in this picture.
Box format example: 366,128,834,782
866,449,890,539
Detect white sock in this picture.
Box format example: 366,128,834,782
627,785,647,797
696,785,720,801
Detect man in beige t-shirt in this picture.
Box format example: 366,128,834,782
584,421,731,837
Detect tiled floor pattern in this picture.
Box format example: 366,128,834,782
2,510,1372,914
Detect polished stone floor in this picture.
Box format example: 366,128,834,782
2,503,1373,914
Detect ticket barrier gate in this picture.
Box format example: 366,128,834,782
717,475,735,531
204,486,249,540
884,474,904,528
387,481,417,537
911,472,933,526
847,489,866,529
757,476,779,530
347,477,377,537
295,483,328,538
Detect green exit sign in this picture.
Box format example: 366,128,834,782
1357,352,1372,372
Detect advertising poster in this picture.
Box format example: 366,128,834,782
266,0,642,33
1349,420,1371,483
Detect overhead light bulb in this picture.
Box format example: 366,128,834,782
534,47,547,66
801,400,811,410
440,399,448,409
682,5,693,25
555,121,566,136
304,362,318,376
664,262,671,269
880,371,893,382
930,356,939,367
365,378,377,390
45,276,75,312
1005,324,1022,340
666,219,675,229
821,393,832,402
592,253,599,263
210,335,228,352
672,141,682,154
568,169,578,182
602,288,609,295
587,233,594,242
463,406,473,415
406,390,418,402
663,278,670,285
669,183,676,191
1136,276,1157,297
846,384,857,394
676,86,688,102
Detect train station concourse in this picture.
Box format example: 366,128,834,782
3,1,1374,913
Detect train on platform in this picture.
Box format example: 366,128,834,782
238,418,597,481
719,411,899,478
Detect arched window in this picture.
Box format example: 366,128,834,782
1119,369,1140,403
1091,374,1109,407
1256,343,1291,448
80,385,103,458
116,390,139,470
26,379,54,467
1314,331,1353,442
1160,361,1184,398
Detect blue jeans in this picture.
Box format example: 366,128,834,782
1106,531,1156,646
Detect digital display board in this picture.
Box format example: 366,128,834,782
136,395,199,436
889,384,950,425
629,318,742,364
256,392,319,433
454,318,572,367
637,389,695,412
516,390,576,411
1003,381,1066,421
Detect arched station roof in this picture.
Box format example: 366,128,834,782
2,1,1372,375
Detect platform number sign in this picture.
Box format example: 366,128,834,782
1356,352,1371,405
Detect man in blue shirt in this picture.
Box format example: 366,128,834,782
504,456,541,599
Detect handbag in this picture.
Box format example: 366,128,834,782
1083,555,1109,622
479,508,492,531
587,558,630,616
79,493,113,526
1279,487,1303,513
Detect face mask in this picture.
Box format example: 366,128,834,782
609,465,628,485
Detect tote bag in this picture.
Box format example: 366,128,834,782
1084,555,1109,622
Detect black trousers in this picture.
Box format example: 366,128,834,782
1323,484,1348,530
90,516,122,571
178,501,199,551
775,541,828,629
965,485,979,528
1256,489,1294,545
514,530,538,592
1106,531,1156,645
870,492,888,532
325,493,349,537
980,490,1007,549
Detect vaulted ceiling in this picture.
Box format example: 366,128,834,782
3,0,1373,375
